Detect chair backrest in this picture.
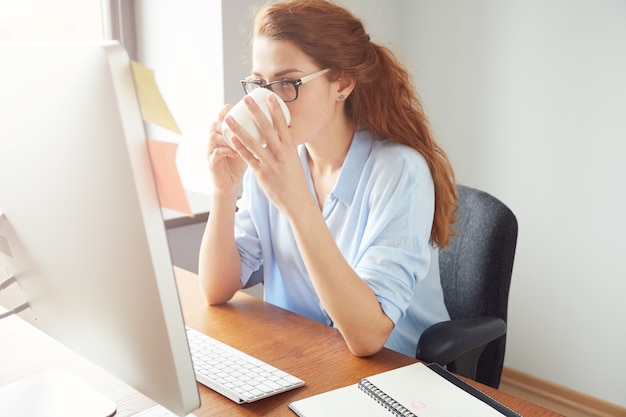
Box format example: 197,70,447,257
438,185,518,388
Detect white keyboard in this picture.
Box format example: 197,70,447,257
185,326,305,404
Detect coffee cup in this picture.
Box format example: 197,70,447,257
221,88,291,149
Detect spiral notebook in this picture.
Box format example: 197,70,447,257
288,363,521,417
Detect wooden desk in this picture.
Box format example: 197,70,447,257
174,267,562,417
0,267,562,416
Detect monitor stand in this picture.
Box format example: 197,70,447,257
0,369,116,417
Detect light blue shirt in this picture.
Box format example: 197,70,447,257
234,129,450,357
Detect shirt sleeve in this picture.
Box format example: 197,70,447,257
234,169,265,287
353,146,435,325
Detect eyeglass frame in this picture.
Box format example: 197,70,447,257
240,68,331,103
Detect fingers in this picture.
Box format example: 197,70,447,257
207,145,237,167
218,103,233,122
266,94,290,144
225,117,261,168
224,97,269,158
230,136,259,169
244,96,276,146
208,126,225,154
208,104,235,153
240,94,288,151
210,120,222,135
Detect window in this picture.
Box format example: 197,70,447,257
0,0,106,41
1,0,232,208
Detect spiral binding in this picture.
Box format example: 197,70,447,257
358,379,417,417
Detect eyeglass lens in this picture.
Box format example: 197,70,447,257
245,81,297,102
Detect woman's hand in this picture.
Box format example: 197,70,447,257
207,104,248,196
224,94,312,218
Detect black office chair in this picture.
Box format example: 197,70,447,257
416,185,518,389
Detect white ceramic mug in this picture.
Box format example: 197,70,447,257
221,88,291,149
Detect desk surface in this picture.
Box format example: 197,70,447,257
0,267,563,416
174,268,562,417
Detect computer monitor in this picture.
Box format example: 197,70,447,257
0,41,200,416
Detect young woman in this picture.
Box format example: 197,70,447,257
200,0,457,358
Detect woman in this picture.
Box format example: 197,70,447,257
200,0,457,358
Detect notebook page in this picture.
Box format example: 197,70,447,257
288,384,390,417
363,362,506,417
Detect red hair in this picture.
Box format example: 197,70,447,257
254,0,457,247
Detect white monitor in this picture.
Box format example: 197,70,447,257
0,41,200,416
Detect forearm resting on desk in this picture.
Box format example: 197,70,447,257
286,202,394,358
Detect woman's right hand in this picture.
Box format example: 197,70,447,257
207,104,248,196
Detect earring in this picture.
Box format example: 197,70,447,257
338,94,346,101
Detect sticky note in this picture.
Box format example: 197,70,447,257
147,139,193,217
130,61,181,134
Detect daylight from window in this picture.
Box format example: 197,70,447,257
0,0,104,41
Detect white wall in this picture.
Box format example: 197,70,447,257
384,0,625,407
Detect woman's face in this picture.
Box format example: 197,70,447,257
250,38,341,146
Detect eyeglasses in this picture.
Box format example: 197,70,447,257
240,68,330,103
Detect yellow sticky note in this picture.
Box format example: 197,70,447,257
147,139,193,217
130,61,181,134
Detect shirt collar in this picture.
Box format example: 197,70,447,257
299,129,374,207
333,130,374,206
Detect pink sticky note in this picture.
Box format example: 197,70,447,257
147,139,193,217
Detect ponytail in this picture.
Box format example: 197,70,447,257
348,42,457,247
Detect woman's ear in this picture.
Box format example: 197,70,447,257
335,75,356,101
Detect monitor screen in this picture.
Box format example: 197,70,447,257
0,41,200,416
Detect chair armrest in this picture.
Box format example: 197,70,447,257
416,317,506,379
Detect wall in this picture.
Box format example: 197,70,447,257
386,0,625,407
222,1,258,105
